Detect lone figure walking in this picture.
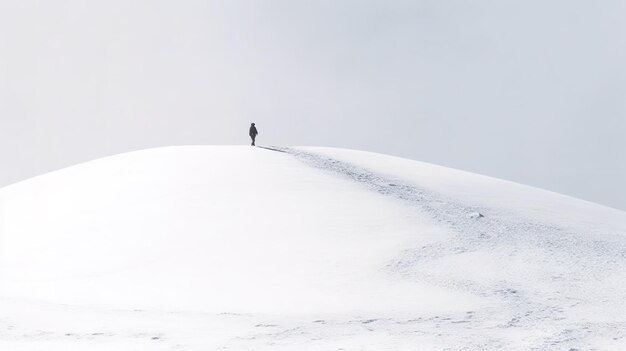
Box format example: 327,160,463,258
249,123,258,146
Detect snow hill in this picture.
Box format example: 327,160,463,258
1,146,625,351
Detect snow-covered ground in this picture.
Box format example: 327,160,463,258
1,146,625,350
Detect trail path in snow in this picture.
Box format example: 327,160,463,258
274,146,626,350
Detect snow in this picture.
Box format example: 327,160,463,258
1,145,625,350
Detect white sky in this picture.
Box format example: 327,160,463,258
1,0,625,210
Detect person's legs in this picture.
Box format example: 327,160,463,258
251,136,256,146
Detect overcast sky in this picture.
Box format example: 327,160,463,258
1,0,625,211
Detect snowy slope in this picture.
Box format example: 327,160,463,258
0,146,625,350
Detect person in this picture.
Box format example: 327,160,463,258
249,123,258,146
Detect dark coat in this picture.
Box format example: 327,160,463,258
249,125,258,137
